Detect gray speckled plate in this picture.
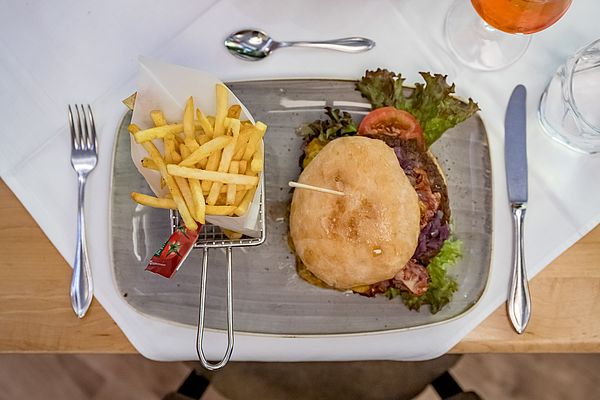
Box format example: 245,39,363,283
110,79,492,335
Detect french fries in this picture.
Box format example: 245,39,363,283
174,174,195,218
239,160,248,174
251,144,264,173
131,192,175,209
202,84,229,191
234,187,256,216
222,229,243,240
131,193,239,217
128,124,197,231
227,161,239,205
196,133,211,146
179,136,232,167
206,118,240,205
164,136,179,163
227,104,242,119
206,205,237,215
167,165,259,186
129,85,267,232
242,122,267,161
134,121,205,143
233,129,251,161
202,184,245,195
202,152,221,190
180,143,206,224
183,97,200,152
196,108,213,137
150,110,168,127
134,124,183,143
141,157,158,170
214,84,229,136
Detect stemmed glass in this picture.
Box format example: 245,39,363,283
445,0,573,71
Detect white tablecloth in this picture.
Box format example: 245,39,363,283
1,0,599,361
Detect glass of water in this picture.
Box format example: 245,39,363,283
539,39,600,154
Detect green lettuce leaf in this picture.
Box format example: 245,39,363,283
298,106,357,142
386,238,462,314
356,69,480,146
355,69,405,109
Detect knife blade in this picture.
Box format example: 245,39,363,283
505,84,531,334
505,84,528,204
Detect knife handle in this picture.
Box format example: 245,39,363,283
507,203,531,334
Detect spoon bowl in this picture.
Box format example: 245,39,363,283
224,30,275,61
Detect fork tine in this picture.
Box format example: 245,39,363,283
87,105,97,152
80,104,91,150
68,105,77,150
74,105,84,150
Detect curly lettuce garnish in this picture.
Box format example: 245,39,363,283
298,106,357,142
298,107,357,167
355,68,404,110
386,238,462,314
356,69,480,146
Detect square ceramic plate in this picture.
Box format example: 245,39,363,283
110,79,492,335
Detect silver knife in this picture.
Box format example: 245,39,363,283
505,84,531,334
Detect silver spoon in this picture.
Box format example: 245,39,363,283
224,29,375,61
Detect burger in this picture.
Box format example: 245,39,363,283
290,136,421,290
289,69,479,313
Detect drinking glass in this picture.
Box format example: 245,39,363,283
445,0,572,71
539,39,600,154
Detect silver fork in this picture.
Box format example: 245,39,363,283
68,104,98,318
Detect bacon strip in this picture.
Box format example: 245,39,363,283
393,259,429,295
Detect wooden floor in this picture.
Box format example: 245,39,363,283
0,354,189,400
0,354,598,399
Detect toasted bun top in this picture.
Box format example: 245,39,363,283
289,136,420,289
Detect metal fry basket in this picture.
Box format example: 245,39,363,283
170,184,266,370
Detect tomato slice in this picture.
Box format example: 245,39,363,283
357,107,425,150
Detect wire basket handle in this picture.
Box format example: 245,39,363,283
196,247,234,370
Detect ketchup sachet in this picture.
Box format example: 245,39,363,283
145,225,200,278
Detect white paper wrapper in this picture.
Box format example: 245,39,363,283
130,57,262,237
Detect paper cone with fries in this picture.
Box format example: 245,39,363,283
127,57,264,237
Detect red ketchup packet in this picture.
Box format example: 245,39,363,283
145,225,201,278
